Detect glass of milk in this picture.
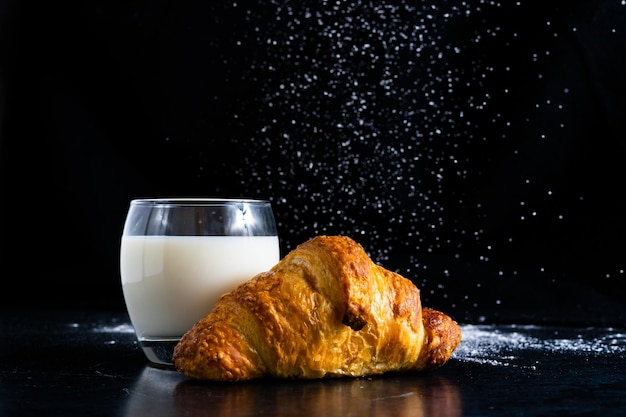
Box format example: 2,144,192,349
120,198,280,366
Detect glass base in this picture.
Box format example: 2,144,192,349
139,339,180,366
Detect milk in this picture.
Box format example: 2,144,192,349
120,235,280,341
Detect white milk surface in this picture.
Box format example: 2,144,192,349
120,235,280,339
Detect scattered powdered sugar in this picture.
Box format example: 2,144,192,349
91,322,137,346
88,321,626,368
454,324,626,367
92,323,136,334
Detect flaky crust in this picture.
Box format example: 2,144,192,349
173,235,461,381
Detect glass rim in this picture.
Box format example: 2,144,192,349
130,197,271,206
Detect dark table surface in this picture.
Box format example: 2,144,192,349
2,309,626,417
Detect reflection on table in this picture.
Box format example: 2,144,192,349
122,366,462,417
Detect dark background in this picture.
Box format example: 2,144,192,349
2,0,625,326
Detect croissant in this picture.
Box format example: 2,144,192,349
173,235,462,381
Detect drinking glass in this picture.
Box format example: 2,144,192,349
120,198,280,366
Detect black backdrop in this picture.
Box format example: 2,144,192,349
2,0,626,326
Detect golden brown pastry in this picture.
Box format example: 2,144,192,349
173,235,462,381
